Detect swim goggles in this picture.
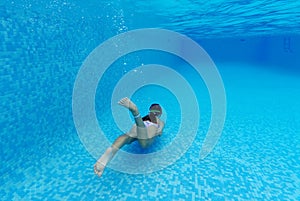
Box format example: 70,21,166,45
149,109,161,116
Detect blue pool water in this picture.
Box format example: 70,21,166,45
1,1,300,200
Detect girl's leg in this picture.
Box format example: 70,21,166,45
118,97,150,147
94,134,136,177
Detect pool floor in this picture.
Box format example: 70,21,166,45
1,63,300,200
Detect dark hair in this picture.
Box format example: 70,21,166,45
142,115,151,122
149,103,160,110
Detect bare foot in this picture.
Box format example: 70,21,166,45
118,97,138,114
94,161,106,177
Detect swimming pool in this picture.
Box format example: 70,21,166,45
1,0,299,200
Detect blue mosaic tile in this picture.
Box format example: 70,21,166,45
1,3,300,201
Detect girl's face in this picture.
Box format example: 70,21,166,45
149,105,162,117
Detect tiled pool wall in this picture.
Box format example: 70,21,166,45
198,35,300,73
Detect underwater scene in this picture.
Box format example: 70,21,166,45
1,0,299,200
